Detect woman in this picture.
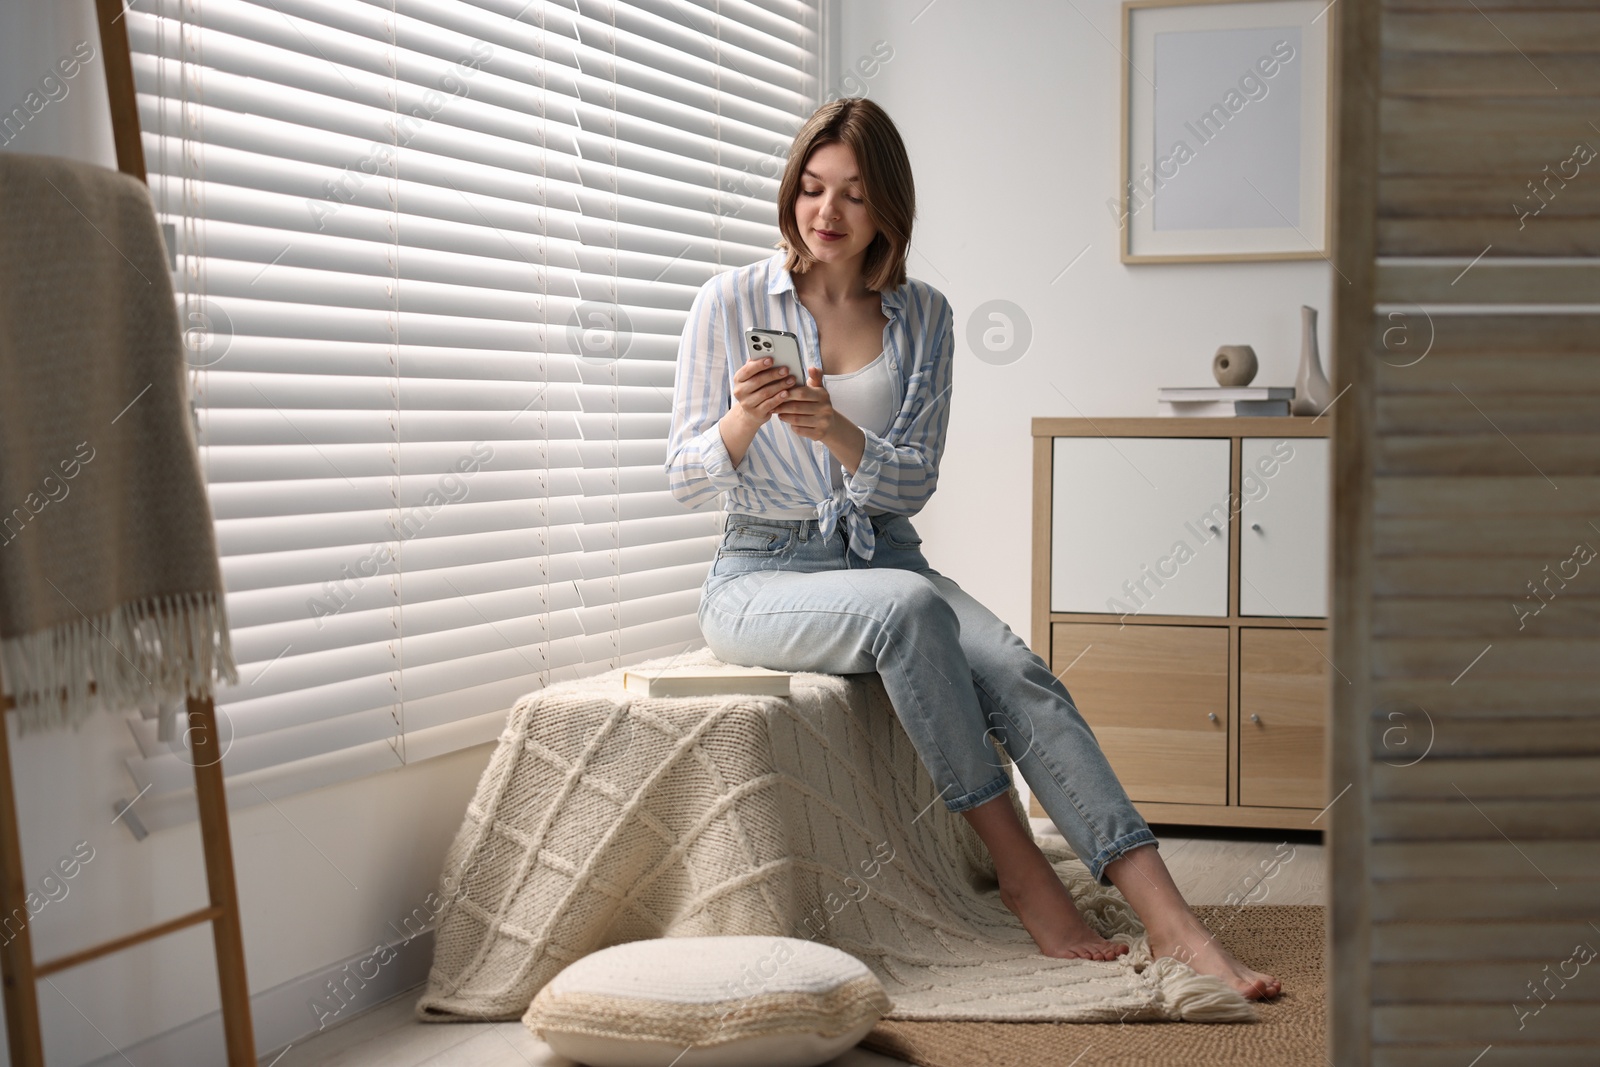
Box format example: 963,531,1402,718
664,98,1279,1001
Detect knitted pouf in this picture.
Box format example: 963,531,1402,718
416,647,1257,1026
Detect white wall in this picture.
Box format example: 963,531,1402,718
835,0,1334,644
0,2,114,167
1,6,498,1063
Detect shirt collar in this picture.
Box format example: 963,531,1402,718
766,251,907,315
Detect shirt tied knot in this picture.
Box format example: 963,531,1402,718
815,489,876,561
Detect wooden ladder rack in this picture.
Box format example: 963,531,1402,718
0,680,255,1065
0,6,257,1063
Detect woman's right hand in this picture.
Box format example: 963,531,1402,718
732,356,797,426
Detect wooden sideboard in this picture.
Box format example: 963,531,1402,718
1029,417,1332,830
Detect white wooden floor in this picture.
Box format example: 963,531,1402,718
271,821,1325,1067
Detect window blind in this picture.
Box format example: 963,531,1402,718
118,0,819,834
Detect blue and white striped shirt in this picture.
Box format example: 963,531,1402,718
664,251,955,561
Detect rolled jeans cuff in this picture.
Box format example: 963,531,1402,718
1086,828,1159,886
943,773,1012,814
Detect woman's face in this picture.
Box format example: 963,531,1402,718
794,141,878,269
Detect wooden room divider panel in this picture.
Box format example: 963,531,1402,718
1330,0,1600,1062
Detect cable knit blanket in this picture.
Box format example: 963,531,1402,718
415,647,1256,1025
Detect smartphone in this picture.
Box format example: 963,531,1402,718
745,328,807,388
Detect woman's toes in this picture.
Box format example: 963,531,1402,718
1241,969,1280,999
1042,933,1125,961
1149,927,1281,999
998,868,1130,961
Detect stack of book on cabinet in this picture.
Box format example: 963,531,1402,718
1157,387,1295,417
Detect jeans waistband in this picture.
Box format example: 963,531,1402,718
723,511,896,529
722,512,824,530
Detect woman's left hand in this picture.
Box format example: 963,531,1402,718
774,366,845,442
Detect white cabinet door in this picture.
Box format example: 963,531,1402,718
1239,437,1329,617
1051,437,1231,617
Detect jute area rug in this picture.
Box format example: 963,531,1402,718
861,904,1327,1067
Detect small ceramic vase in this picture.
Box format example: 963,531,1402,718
1212,345,1258,387
1292,305,1333,416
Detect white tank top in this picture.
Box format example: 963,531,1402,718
745,350,896,519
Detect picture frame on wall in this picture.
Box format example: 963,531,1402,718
1118,0,1333,263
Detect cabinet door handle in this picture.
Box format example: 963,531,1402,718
1207,523,1221,535
1251,522,1262,533
1208,712,1218,723
1249,713,1261,724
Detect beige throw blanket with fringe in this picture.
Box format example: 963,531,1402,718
0,153,237,736
416,647,1257,1026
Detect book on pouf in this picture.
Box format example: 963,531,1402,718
623,663,791,697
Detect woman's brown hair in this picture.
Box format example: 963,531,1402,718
775,98,915,293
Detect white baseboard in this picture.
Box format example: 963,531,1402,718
83,928,438,1067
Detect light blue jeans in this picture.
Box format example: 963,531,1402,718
696,512,1157,886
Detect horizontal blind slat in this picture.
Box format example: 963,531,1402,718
123,0,814,809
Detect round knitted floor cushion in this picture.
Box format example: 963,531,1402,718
525,935,892,1067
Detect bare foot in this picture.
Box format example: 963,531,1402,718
997,863,1129,961
1148,913,1281,1000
